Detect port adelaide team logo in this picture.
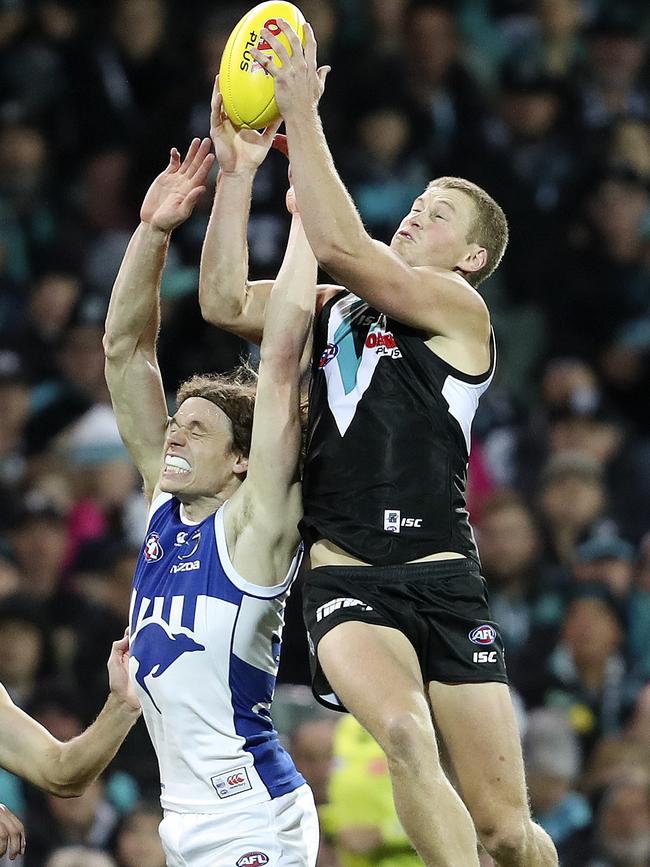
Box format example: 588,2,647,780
143,532,163,562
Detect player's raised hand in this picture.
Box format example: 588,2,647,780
211,74,282,175
140,138,215,232
107,629,141,712
0,804,25,861
251,21,330,121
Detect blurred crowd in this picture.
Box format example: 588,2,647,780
1,0,650,864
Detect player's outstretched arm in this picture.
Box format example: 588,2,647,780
199,76,281,343
0,633,140,798
104,139,215,500
226,183,317,586
253,23,489,337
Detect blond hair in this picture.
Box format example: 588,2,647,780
427,176,509,286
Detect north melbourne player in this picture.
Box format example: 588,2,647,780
103,139,319,866
199,23,559,867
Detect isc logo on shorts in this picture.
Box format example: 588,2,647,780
211,766,252,799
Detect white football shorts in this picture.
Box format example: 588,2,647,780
158,784,319,867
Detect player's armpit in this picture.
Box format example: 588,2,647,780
226,480,303,589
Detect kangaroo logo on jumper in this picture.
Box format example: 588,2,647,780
323,295,401,436
143,532,163,562
130,622,205,713
175,529,201,559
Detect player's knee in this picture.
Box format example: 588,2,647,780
476,811,530,861
381,711,432,767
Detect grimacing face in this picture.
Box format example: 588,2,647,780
390,187,486,276
159,397,246,499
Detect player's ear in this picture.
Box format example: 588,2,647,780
232,454,248,477
459,245,487,276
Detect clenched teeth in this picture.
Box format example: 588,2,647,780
164,455,191,474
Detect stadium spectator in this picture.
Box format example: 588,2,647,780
563,772,650,866
523,708,591,853
513,584,639,759
45,846,117,867
111,801,165,867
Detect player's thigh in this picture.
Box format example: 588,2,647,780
428,681,529,821
318,621,436,754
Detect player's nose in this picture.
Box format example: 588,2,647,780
167,426,187,446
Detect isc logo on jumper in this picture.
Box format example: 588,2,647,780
383,510,423,533
236,853,269,867
211,766,252,799
143,532,163,562
473,650,498,663
469,624,497,646
316,598,373,622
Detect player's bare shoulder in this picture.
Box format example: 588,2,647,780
420,266,490,327
418,267,492,375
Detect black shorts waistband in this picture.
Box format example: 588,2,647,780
306,558,481,585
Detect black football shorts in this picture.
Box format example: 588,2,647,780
302,558,508,711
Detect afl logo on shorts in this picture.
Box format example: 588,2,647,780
236,854,269,867
319,342,339,368
143,532,163,563
469,624,497,645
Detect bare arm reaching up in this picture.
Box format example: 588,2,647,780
200,78,339,344
225,179,317,585
104,139,215,500
198,78,281,343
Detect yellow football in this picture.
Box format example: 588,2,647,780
219,1,306,130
